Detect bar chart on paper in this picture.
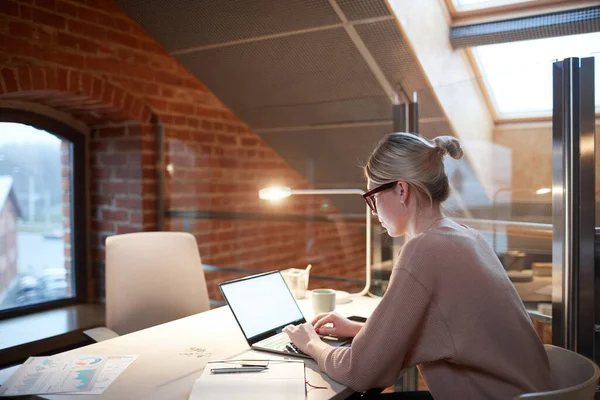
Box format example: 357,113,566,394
76,355,138,395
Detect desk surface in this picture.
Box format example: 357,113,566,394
35,295,380,400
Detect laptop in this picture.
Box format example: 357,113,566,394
219,271,311,358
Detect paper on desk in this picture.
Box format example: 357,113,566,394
189,360,305,400
0,354,107,397
59,355,138,395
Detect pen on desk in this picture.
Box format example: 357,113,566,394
210,366,268,374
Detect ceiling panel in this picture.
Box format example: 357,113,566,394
355,19,446,118
355,19,425,89
114,0,341,51
177,27,387,115
336,0,392,21
241,96,392,129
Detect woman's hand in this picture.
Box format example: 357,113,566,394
311,312,363,338
283,322,321,354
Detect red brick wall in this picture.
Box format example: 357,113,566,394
91,124,156,262
0,0,366,302
168,218,367,300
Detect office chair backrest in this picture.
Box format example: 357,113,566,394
516,344,600,399
106,231,210,335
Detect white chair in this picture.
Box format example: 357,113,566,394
516,345,600,399
85,232,210,340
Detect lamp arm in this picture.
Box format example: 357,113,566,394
289,189,366,196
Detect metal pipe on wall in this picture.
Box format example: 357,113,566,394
392,91,419,134
153,114,165,231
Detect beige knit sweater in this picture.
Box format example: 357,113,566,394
306,220,553,399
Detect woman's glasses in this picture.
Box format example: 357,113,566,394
362,181,397,213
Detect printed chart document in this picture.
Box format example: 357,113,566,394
60,355,138,395
189,359,306,400
0,355,107,396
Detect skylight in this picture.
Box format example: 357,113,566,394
471,32,600,118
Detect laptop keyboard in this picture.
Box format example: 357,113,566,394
259,333,308,356
260,333,290,350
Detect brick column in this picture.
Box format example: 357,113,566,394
90,123,155,300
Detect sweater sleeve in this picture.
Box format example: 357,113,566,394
311,236,456,392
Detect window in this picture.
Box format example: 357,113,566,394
471,32,600,119
0,110,88,318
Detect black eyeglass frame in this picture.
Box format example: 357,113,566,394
362,181,398,212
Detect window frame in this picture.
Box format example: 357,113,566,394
0,109,89,320
444,0,593,22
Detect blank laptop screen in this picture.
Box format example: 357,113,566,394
220,272,304,340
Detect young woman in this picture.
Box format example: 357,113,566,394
283,133,552,399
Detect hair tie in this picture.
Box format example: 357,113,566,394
433,138,445,156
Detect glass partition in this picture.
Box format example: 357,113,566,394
160,42,598,359
411,53,563,345
163,132,373,306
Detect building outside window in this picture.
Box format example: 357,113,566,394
0,122,75,312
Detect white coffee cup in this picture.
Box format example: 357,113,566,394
311,289,336,315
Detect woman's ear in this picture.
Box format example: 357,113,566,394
396,181,409,203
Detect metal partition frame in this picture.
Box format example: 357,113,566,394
552,56,596,360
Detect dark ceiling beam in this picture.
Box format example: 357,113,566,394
450,6,600,48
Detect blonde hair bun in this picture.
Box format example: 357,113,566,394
433,136,463,160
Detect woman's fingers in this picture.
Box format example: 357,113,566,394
313,314,337,330
316,325,335,335
310,313,331,325
282,324,295,334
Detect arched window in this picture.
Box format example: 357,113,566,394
0,109,88,318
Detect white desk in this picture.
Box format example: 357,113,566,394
33,295,379,400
